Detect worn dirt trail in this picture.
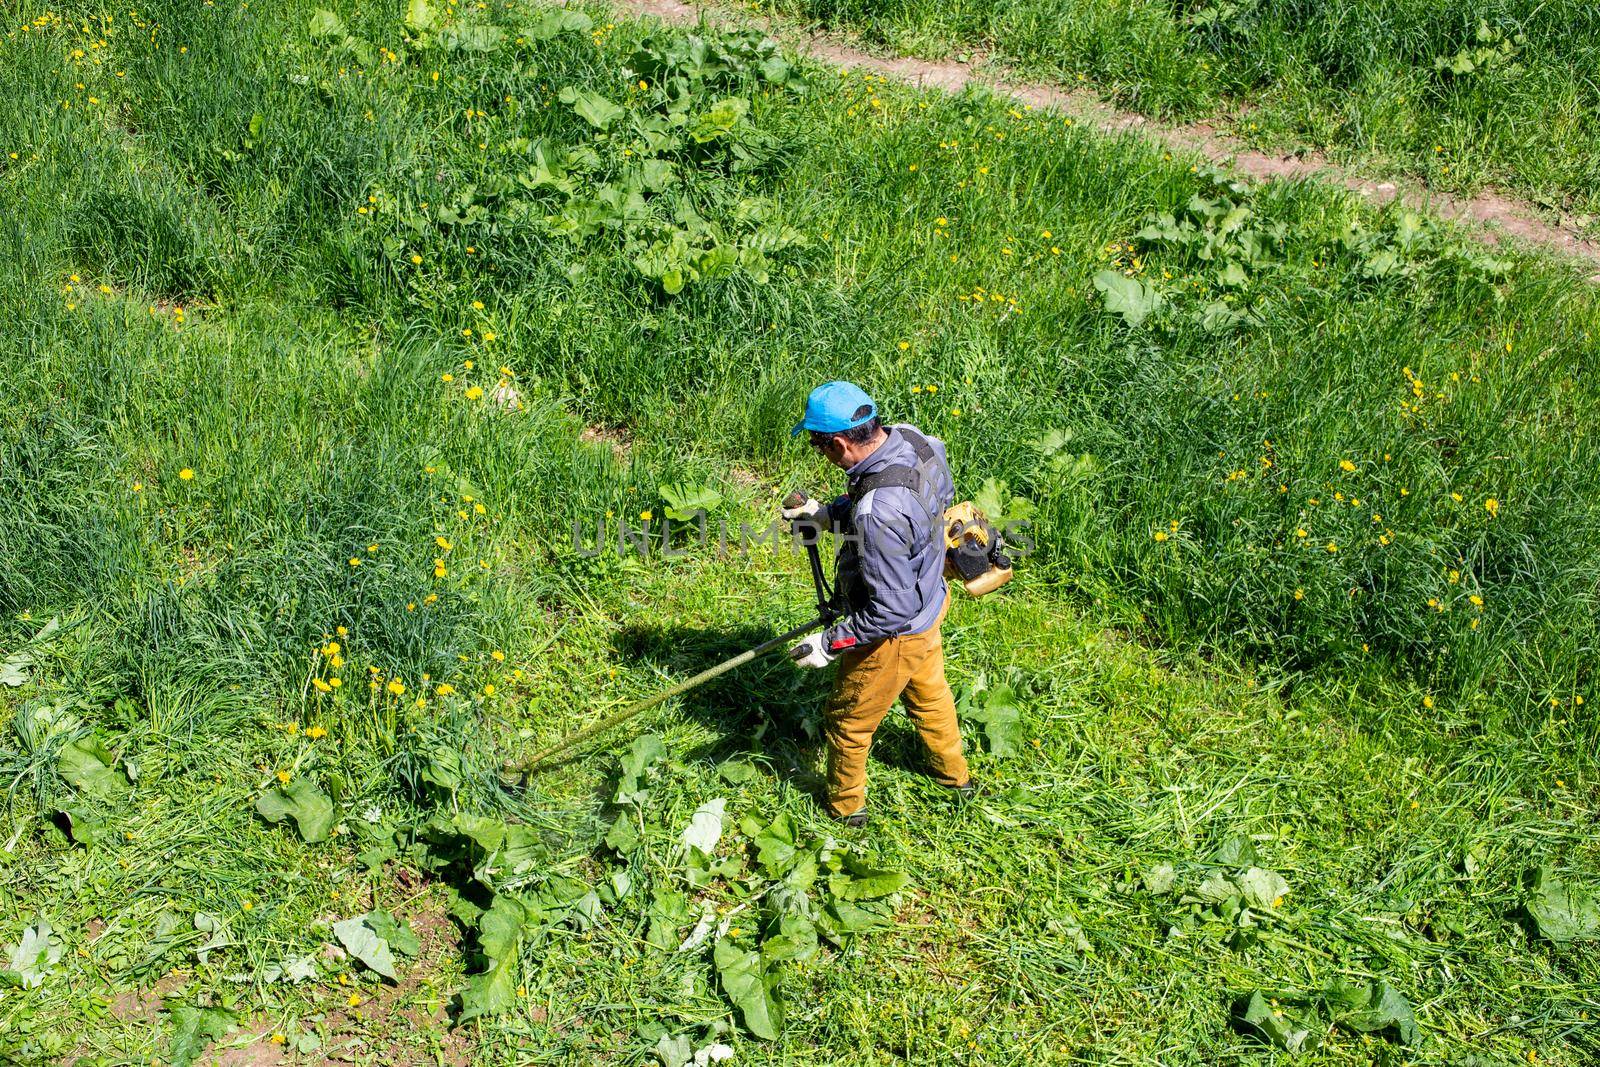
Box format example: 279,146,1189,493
615,0,1600,276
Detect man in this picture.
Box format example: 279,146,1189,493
782,381,976,828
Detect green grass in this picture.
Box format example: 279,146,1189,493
747,0,1600,223
1,0,1598,1062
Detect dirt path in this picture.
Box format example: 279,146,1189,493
615,0,1600,276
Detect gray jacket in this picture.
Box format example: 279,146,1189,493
822,424,955,652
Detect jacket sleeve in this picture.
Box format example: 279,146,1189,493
824,493,924,651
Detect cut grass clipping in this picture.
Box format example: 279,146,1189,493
1,0,1597,1063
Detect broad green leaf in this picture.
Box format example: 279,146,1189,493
958,679,1024,757
333,914,397,979
522,9,592,40
717,758,758,785
605,812,639,856
459,893,528,1021
255,778,335,843
57,736,128,799
760,911,817,962
647,887,693,950
681,798,726,854
192,912,229,964
1143,863,1177,895
559,86,624,130
440,22,505,52
56,803,109,847
714,937,784,1040
370,910,421,958
308,8,345,37
1235,991,1317,1055
404,0,439,33
1192,871,1238,904
654,1033,694,1067
166,1004,235,1067
688,97,749,142
261,954,317,983
0,650,32,687
828,854,909,901
1234,867,1289,910
1324,979,1418,1045
1092,270,1163,328
660,481,724,521
6,921,63,988
751,812,799,876
616,733,666,805
1212,834,1259,867
1526,866,1600,942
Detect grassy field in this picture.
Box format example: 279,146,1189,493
748,0,1600,223
2,0,1599,1062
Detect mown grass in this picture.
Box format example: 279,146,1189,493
748,0,1600,222
1,0,1597,1062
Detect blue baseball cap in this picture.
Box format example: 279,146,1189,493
791,381,878,436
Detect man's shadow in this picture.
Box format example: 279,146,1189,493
607,621,946,792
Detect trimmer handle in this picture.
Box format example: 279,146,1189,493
784,490,837,622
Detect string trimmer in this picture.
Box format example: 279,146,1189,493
506,494,835,777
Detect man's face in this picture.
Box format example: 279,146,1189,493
808,431,849,469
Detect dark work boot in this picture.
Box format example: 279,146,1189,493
944,779,979,802
830,809,869,829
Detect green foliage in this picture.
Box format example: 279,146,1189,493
255,778,336,843
1526,867,1600,942
165,1004,236,1067
660,481,725,521
332,910,418,979
956,675,1024,756
5,921,64,989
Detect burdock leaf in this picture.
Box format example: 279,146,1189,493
0,650,33,687
166,1004,235,1067
1212,834,1259,867
332,913,398,979
616,733,666,805
56,803,109,847
1143,863,1178,895
1093,270,1163,328
308,8,346,38
1324,979,1418,1045
1234,867,1289,910
192,912,230,964
6,921,64,988
1235,991,1317,1054
369,910,421,958
559,86,624,131
57,736,128,799
255,778,335,843
827,854,909,901
751,812,800,876
1526,867,1600,942
681,798,726,854
713,937,784,1040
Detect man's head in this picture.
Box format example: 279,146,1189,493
793,381,887,469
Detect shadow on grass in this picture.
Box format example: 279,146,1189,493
589,620,960,806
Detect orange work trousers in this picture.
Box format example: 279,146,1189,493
823,592,970,818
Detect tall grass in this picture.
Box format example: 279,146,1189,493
756,0,1600,217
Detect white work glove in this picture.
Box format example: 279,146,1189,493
780,496,823,523
789,633,836,669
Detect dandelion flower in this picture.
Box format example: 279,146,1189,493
1484,498,1499,517
276,769,292,784
387,679,405,696
179,468,195,481
307,725,327,739
436,684,456,697
491,650,506,662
